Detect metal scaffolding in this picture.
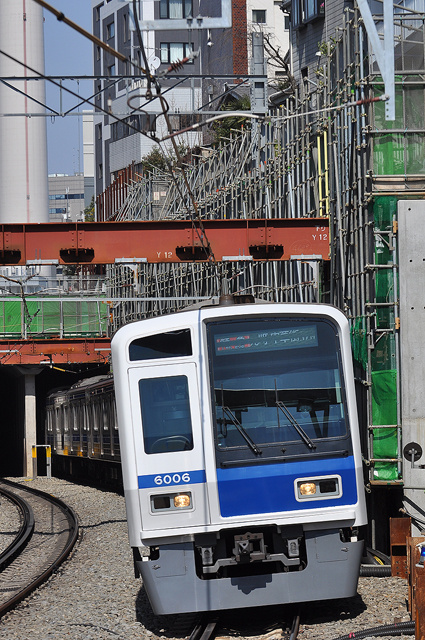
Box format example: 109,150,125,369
100,5,425,493
106,259,321,331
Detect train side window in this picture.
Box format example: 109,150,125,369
129,329,192,361
138,375,194,454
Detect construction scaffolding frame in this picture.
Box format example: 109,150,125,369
97,4,425,493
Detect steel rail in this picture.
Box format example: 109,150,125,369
289,613,301,640
187,616,220,640
0,487,34,571
0,480,79,617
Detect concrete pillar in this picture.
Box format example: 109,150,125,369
16,365,43,477
23,373,37,477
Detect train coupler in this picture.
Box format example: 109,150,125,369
233,532,267,563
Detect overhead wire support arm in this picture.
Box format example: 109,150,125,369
0,78,59,116
0,49,156,141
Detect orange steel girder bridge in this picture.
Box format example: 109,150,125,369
0,218,330,365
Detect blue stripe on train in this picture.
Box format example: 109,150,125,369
217,455,358,517
138,469,206,489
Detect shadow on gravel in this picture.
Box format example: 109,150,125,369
134,586,196,638
135,586,366,638
300,592,367,625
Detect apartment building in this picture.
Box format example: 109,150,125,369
92,0,289,196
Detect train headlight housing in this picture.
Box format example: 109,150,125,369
151,492,193,512
295,476,341,501
299,482,317,496
174,494,191,508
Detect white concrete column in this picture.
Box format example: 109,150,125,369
23,373,37,477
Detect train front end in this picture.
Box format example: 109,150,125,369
111,302,366,614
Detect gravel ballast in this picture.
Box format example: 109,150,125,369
0,477,412,640
0,491,21,555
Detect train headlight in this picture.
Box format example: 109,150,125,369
295,475,341,501
299,482,317,496
174,494,191,508
151,492,193,512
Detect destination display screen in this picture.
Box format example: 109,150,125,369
214,325,318,355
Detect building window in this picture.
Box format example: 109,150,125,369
160,0,192,19
108,63,116,76
252,9,266,23
97,124,102,140
292,0,324,27
106,21,115,39
96,46,101,61
95,4,102,21
110,114,153,141
160,42,193,64
123,13,127,42
48,193,85,201
99,164,103,179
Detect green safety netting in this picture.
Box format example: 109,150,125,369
369,196,400,481
350,317,368,371
372,370,398,482
61,300,108,336
371,369,397,427
373,79,425,175
371,332,397,372
0,299,108,338
0,300,22,335
26,300,60,334
374,195,397,329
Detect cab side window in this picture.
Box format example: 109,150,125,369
139,375,194,454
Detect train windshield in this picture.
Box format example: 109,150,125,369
207,317,348,454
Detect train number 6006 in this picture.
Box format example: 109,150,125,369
154,473,191,486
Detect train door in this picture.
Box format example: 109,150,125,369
128,363,210,531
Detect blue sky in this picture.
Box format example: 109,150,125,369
44,1,92,175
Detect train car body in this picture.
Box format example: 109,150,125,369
111,301,367,614
45,375,120,481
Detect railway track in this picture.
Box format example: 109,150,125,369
185,609,301,640
0,479,79,616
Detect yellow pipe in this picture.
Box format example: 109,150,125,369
323,129,330,217
317,134,323,215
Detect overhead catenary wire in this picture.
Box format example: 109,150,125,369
158,95,389,142
32,0,145,75
0,48,156,142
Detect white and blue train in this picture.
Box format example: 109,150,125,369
111,298,367,614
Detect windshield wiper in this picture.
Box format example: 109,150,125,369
221,406,262,455
274,381,316,450
275,400,316,450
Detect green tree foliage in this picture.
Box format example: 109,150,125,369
84,196,95,221
139,144,196,174
139,146,170,173
212,95,251,144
